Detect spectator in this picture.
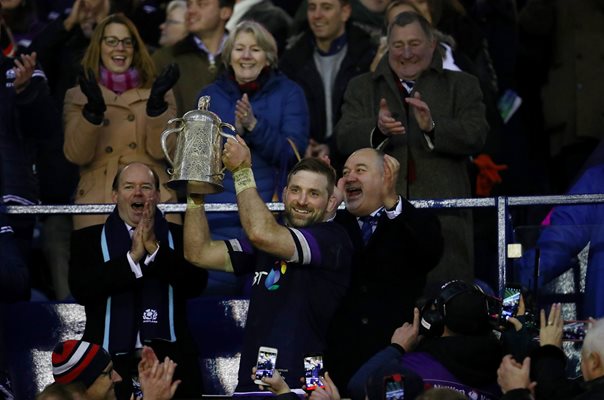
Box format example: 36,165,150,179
349,280,503,400
158,1,187,48
152,0,234,116
335,11,488,284
68,163,208,399
225,0,292,56
279,0,377,171
498,304,604,400
184,147,353,394
326,148,443,396
292,0,391,46
196,19,309,295
63,14,180,231
51,340,121,400
516,164,604,319
1,16,61,273
0,0,45,47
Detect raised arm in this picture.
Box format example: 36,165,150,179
222,135,297,260
183,191,231,271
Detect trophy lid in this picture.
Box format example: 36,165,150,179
181,95,221,122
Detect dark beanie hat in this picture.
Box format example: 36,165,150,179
52,340,112,388
365,360,426,400
443,289,491,336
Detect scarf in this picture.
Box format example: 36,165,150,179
100,207,175,354
228,66,271,97
99,66,140,94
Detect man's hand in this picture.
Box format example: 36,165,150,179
12,52,37,94
138,356,181,400
138,346,159,376
497,355,536,394
309,372,341,400
222,135,251,172
539,303,563,348
377,98,405,136
141,201,158,254
381,154,400,209
250,367,290,395
405,91,434,132
391,307,420,352
235,93,257,134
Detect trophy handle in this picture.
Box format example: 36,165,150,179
219,122,237,141
161,118,184,172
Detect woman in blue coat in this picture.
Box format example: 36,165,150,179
196,20,309,294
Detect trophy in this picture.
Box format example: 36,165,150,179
161,96,237,194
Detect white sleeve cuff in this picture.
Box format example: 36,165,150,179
127,252,143,279
385,196,403,219
423,132,435,150
144,243,160,265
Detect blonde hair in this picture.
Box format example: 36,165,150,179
80,14,157,88
221,20,278,68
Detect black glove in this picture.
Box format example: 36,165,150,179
147,63,180,117
78,67,106,125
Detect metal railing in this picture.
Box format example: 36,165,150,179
6,193,604,296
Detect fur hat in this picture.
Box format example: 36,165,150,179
52,340,112,388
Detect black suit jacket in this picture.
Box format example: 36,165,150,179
326,198,443,392
68,221,207,396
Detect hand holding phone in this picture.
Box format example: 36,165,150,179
500,287,522,325
304,354,325,391
254,346,278,385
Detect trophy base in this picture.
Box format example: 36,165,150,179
168,179,224,196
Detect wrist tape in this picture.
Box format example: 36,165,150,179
233,167,256,195
186,196,203,209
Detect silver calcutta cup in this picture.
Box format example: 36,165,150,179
161,96,236,194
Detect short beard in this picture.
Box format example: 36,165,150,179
283,209,324,228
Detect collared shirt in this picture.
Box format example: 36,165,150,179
125,223,160,279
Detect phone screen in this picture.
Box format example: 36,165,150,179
500,287,521,323
562,321,589,341
255,347,278,384
384,374,405,400
304,355,325,391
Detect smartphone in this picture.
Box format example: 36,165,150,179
500,287,522,324
254,346,278,385
384,374,405,400
304,354,325,391
563,321,589,342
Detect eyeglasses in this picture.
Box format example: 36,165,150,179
102,36,135,48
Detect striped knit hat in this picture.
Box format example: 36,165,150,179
52,340,112,387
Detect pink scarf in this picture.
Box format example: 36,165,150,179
100,66,140,94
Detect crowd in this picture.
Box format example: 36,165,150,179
1,0,604,399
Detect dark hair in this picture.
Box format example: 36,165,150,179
112,163,160,191
387,11,434,42
219,0,235,8
287,158,336,196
